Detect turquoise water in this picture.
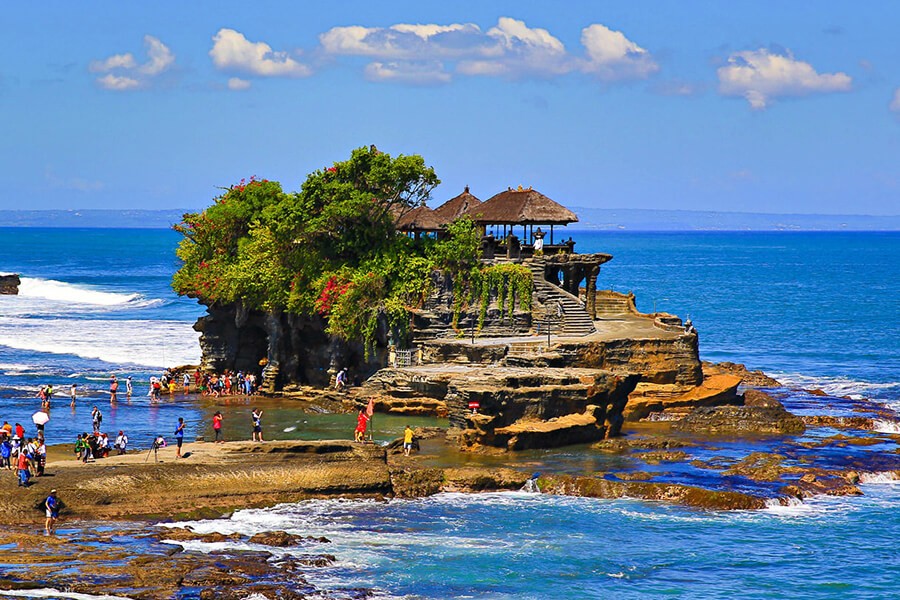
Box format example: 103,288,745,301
2,227,899,598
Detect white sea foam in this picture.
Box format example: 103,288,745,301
0,317,200,368
859,471,900,484
17,277,142,306
771,372,900,399
872,420,900,434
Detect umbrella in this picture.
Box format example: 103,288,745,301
32,411,50,426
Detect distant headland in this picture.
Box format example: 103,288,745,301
2,207,898,231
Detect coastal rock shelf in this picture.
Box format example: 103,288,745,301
0,273,20,294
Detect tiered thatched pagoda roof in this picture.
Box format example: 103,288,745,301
464,186,578,225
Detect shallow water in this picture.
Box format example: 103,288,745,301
2,228,899,598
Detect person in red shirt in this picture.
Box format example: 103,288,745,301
212,411,224,443
354,409,369,443
14,423,25,439
17,449,30,487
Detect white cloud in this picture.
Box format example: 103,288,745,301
96,73,140,91
210,29,311,77
139,35,175,75
364,61,451,84
319,23,489,59
578,24,658,80
227,77,251,90
319,17,656,83
89,53,136,73
91,35,174,90
717,48,852,109
891,88,900,112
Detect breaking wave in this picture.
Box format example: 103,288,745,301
17,276,146,306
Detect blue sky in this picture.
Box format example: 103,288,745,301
2,1,899,215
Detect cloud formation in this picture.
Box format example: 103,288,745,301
717,49,851,109
319,17,656,84
90,35,174,90
210,29,311,78
891,88,900,112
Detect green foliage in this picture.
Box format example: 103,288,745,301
172,146,535,351
173,147,447,350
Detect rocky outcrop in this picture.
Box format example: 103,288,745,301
194,302,387,388
742,389,785,409
0,273,20,295
363,365,638,450
702,361,781,387
672,405,806,435
624,374,742,421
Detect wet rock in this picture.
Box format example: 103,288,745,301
742,389,784,409
390,467,445,497
672,405,806,435
158,527,244,543
722,452,802,481
634,450,689,464
0,273,20,295
611,471,654,481
542,474,767,510
808,388,828,397
248,531,306,547
800,415,874,430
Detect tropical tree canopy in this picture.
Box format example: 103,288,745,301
173,146,531,353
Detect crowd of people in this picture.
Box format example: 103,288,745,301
1,420,47,487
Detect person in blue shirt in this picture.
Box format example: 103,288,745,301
0,437,11,470
45,489,60,534
174,417,185,458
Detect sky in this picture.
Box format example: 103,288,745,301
2,1,899,215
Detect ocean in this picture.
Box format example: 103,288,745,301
1,227,899,598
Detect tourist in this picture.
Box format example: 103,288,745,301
44,489,60,535
213,411,223,443
403,425,414,456
1,421,11,438
334,368,348,393
0,436,11,470
168,378,176,395
115,430,128,455
14,423,25,439
354,408,369,443
69,383,77,407
174,417,185,458
97,433,110,458
74,434,89,462
126,376,133,398
109,375,118,403
36,438,46,476
46,383,54,404
251,409,263,442
36,386,47,408
91,406,102,433
183,372,191,395
16,447,30,487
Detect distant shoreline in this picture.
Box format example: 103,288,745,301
1,207,898,231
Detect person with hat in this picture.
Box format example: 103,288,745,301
45,489,60,534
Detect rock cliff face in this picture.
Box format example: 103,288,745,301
194,302,387,389
0,273,20,295
363,365,638,450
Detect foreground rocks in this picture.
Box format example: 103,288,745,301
672,405,806,435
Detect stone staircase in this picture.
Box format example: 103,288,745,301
595,291,635,316
525,260,595,337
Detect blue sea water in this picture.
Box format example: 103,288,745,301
2,227,900,598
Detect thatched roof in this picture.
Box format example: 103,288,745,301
432,186,482,226
396,205,442,231
464,186,578,225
